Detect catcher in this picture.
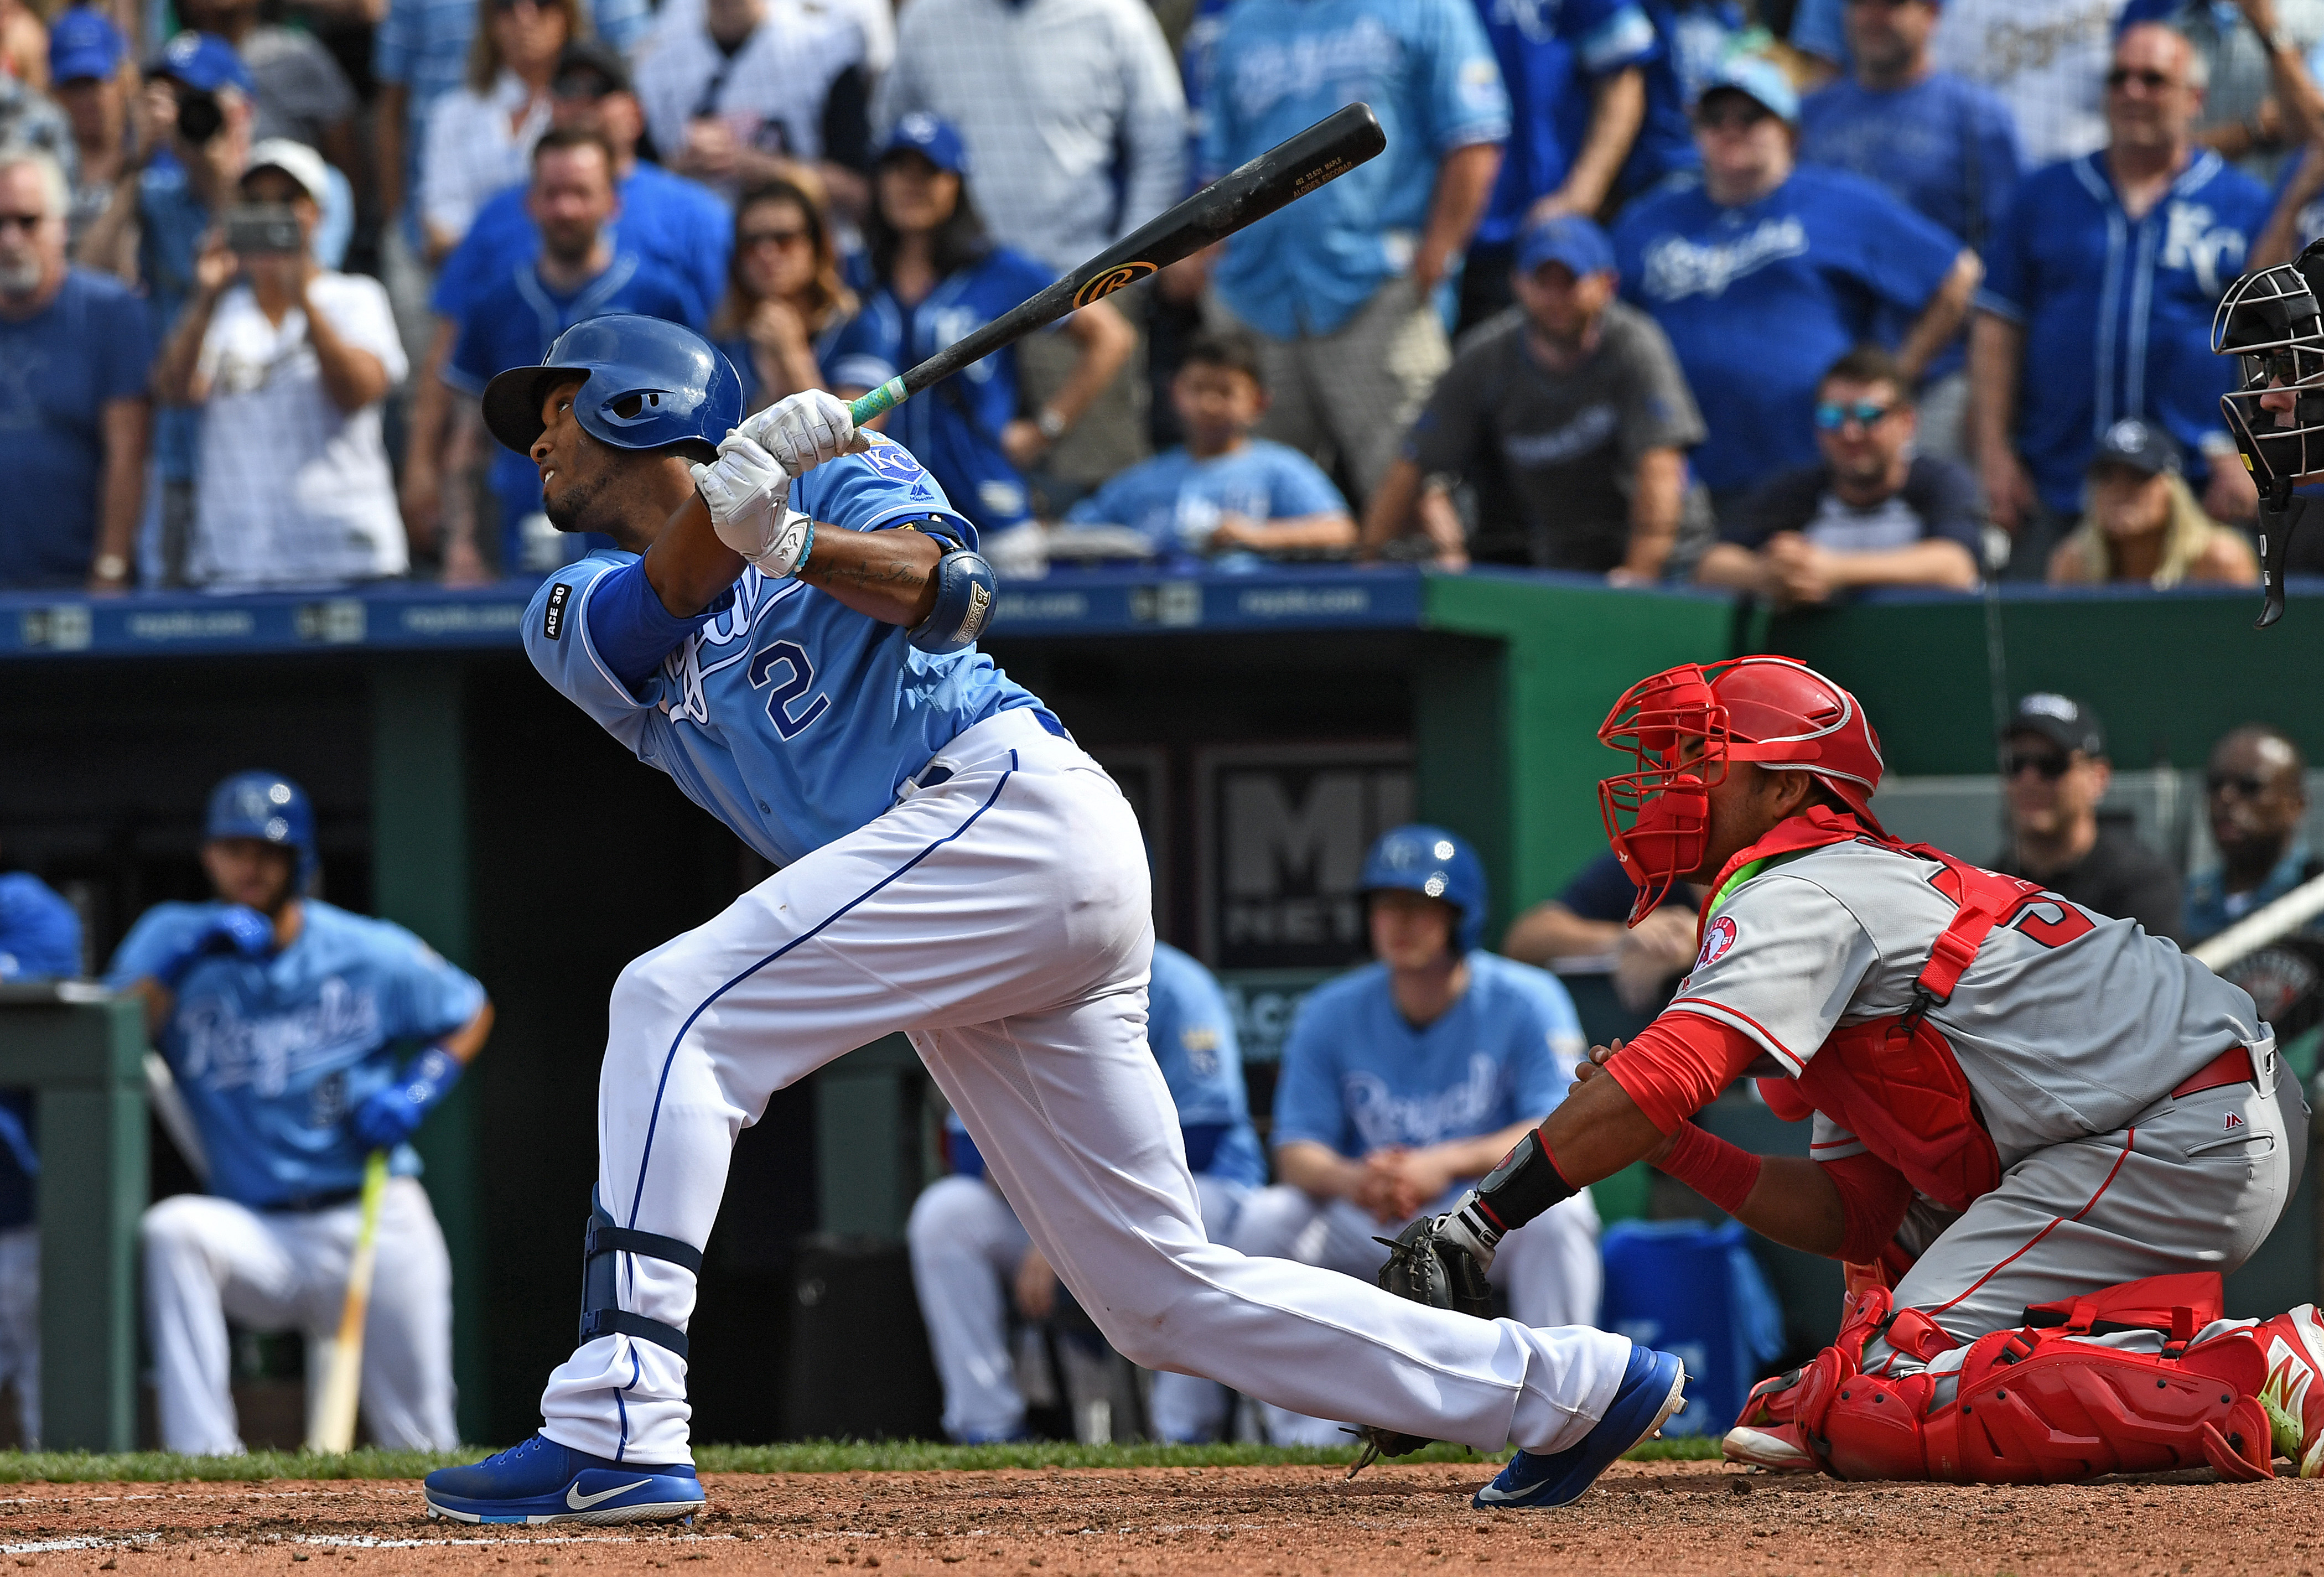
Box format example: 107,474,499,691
1374,654,2324,1484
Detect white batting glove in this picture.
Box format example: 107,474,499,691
690,433,813,577
740,388,868,477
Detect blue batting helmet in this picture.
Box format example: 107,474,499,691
205,771,317,891
481,314,745,461
1359,825,1488,955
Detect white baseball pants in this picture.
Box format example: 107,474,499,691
141,1178,457,1454
907,1170,1251,1442
537,709,1633,1464
1228,1186,1603,1445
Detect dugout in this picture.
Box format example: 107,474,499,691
1,568,2320,1446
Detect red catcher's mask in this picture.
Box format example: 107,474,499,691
1597,656,1886,924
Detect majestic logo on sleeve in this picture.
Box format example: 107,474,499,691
1697,915,1737,968
1640,216,1808,301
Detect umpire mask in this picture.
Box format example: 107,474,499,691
2216,240,2324,488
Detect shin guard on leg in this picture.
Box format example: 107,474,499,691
579,1195,701,1358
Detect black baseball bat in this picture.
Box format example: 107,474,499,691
845,102,1387,427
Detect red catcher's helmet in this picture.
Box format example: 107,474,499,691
1597,656,1885,922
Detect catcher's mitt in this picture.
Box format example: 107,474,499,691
1345,1215,1495,1476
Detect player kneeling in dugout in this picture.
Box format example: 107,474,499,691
1382,655,2324,1483
908,941,1264,1444
106,772,491,1455
1232,824,1601,1447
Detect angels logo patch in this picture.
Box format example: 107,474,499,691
1697,915,1737,968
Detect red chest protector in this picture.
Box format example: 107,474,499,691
1705,807,2094,1213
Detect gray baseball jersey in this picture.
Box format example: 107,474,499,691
1672,841,2263,1169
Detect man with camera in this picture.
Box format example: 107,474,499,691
150,139,407,589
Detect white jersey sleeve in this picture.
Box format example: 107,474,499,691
1668,867,1884,1075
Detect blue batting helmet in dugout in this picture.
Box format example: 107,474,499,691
1360,824,1488,954
481,314,745,461
206,771,318,891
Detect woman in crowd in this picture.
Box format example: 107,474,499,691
828,114,1132,549
2046,418,2259,589
708,177,855,413
417,0,579,262
152,140,408,592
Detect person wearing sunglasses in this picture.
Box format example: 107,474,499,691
1970,21,2269,580
1991,692,2185,943
2046,415,2258,587
0,145,148,594
1695,343,1979,605
707,177,855,414
1610,54,1980,517
2186,724,2318,944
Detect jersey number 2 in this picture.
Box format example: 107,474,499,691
748,640,829,740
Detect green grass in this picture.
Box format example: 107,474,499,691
0,1434,1724,1485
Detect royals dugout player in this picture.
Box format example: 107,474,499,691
1400,655,2324,1484
418,315,1687,1523
108,772,492,1455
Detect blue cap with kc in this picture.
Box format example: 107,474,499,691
147,30,253,95
50,7,124,85
1516,212,1615,279
879,112,969,176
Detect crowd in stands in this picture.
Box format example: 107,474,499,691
1,0,2321,594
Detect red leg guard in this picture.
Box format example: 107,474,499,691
1730,1274,2280,1485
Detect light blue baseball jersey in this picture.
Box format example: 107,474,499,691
523,443,1050,867
948,942,1263,1187
1272,952,1584,1209
105,900,485,1210
1197,0,1511,338
1062,439,1348,563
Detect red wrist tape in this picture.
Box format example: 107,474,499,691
1659,1122,1761,1217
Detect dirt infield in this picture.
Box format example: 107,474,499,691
1,1460,2320,1575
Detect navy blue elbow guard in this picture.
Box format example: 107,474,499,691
909,542,997,653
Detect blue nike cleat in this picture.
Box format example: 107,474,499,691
423,1434,706,1526
1473,1345,1688,1511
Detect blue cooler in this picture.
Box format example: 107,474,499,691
1598,1218,1786,1435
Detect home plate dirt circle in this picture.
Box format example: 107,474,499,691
2,1462,2321,1575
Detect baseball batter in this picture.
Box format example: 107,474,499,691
419,315,1685,1524
107,772,491,1455
1399,656,2324,1484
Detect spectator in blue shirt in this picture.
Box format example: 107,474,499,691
1971,21,2271,579
1622,0,1744,201
1697,343,1981,604
2120,0,2324,181
1457,0,1658,332
1797,0,2020,460
1192,0,1509,507
1061,331,1353,567
1611,54,1979,512
424,128,698,578
2187,724,2319,945
828,116,1133,557
1226,826,1601,1446
0,147,149,592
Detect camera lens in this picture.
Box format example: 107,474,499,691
176,90,224,144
